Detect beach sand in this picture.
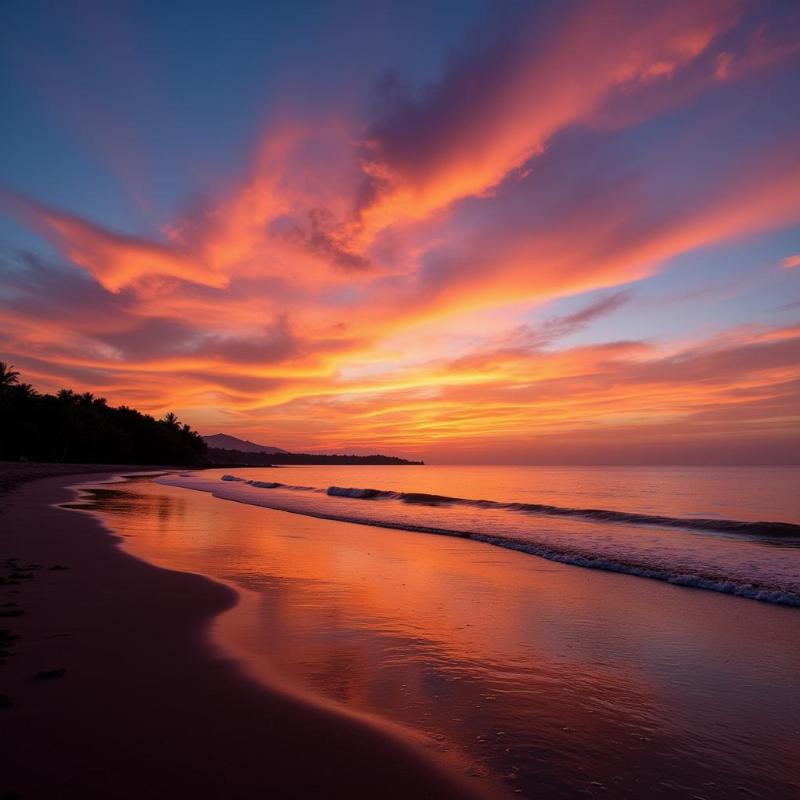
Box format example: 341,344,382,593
0,471,492,799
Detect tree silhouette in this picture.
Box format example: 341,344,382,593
0,364,207,465
0,362,20,388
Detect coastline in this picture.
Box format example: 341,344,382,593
0,471,492,799
0,461,171,495
158,467,800,608
70,472,800,798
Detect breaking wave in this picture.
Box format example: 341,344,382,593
154,472,800,608
227,477,800,606
260,482,800,539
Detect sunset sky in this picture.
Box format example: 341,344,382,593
1,0,799,463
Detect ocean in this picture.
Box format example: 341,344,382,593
161,465,800,606
70,465,800,798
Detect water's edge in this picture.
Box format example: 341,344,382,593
158,474,800,608
58,473,494,796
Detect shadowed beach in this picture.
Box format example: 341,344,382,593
0,469,493,799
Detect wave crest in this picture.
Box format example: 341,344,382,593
218,474,800,538
327,486,396,499
202,473,800,607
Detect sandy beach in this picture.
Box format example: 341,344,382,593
4,466,800,799
0,469,491,799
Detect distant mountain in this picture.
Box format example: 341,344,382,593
206,448,423,466
202,434,287,454
203,433,423,465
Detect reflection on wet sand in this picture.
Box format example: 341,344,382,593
72,477,800,799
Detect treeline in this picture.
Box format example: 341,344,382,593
208,448,423,466
0,362,207,466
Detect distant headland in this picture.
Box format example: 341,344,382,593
202,434,423,466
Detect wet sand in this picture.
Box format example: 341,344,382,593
0,473,492,799
71,474,800,799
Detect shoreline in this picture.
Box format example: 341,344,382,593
78,472,800,798
0,461,173,495
0,471,492,799
158,469,800,608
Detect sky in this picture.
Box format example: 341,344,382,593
1,0,799,464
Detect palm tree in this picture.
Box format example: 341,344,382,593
0,362,20,388
14,383,37,399
163,411,180,428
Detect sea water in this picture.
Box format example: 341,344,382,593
160,465,800,606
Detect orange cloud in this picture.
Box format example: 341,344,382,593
16,202,217,291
